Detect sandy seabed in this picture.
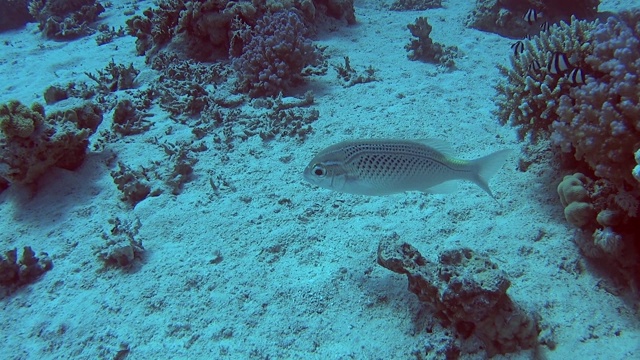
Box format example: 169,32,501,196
1,0,639,359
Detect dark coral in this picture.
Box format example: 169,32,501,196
377,235,540,357
0,247,53,289
28,0,105,39
111,161,152,206
0,0,32,32
112,99,153,136
466,0,599,39
390,0,441,11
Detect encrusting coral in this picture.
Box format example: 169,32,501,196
377,234,541,357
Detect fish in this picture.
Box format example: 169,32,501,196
539,21,550,32
528,59,542,73
303,139,512,199
524,9,541,25
511,41,525,56
547,52,570,74
567,67,586,84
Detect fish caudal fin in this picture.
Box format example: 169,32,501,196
469,149,513,199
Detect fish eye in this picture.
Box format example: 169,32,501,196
312,164,326,177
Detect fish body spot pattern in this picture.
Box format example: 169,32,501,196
303,139,512,199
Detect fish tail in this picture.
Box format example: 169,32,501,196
469,149,513,199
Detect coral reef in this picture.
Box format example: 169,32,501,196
495,11,640,295
231,10,326,97
125,0,185,56
28,0,105,39
0,100,103,185
390,0,441,11
0,246,53,291
377,234,540,357
95,217,144,268
405,17,458,68
0,0,32,32
126,0,355,60
466,0,599,38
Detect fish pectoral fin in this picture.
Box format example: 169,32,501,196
421,181,458,194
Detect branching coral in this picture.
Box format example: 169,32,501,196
495,16,598,140
231,10,326,97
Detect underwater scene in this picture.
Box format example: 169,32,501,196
0,0,639,358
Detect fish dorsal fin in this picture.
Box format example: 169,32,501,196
415,138,455,157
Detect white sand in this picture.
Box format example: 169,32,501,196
1,0,638,359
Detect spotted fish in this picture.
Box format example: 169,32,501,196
303,139,512,199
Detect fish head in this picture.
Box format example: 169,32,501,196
303,159,349,192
